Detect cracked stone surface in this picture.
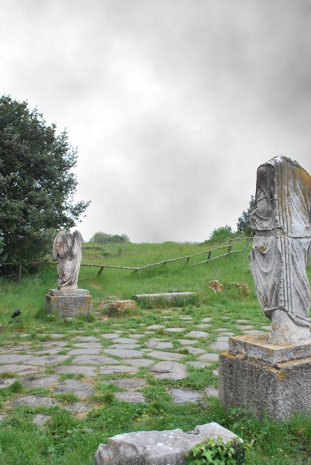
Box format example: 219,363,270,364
99,365,138,375
198,353,219,362
105,378,147,389
114,392,146,403
72,355,117,365
54,379,94,397
33,414,51,427
103,348,143,358
55,365,98,377
11,395,59,408
150,361,188,380
22,374,59,388
62,402,92,414
204,386,219,398
185,331,209,338
210,341,229,351
169,388,204,404
147,350,184,361
0,378,17,388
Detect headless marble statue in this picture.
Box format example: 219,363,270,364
52,230,83,291
249,156,311,344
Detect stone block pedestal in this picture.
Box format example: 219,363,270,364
219,333,311,421
45,289,92,317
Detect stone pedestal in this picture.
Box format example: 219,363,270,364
45,289,92,317
219,333,311,421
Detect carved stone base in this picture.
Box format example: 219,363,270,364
45,289,92,317
219,333,311,421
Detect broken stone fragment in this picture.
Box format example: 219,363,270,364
94,422,242,465
208,280,224,293
108,300,136,316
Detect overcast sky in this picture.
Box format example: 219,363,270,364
1,0,311,242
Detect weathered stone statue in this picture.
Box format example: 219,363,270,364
52,230,83,291
249,155,311,344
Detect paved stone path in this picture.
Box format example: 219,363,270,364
0,316,270,424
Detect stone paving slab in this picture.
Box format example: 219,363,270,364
73,343,102,349
0,378,17,388
109,344,141,350
114,392,146,404
27,348,63,355
169,388,203,404
185,331,209,339
164,328,186,333
147,350,184,361
181,346,206,355
150,361,188,380
22,374,59,388
25,355,71,365
41,341,68,347
104,348,143,358
54,379,94,397
0,345,31,353
112,338,140,344
72,355,117,365
146,341,173,349
235,325,254,330
177,339,198,346
201,318,212,322
55,365,98,377
62,402,92,415
146,325,164,330
125,359,155,368
198,353,219,362
195,324,211,328
210,341,229,351
33,414,51,427
106,379,147,389
101,334,123,339
187,361,210,369
0,364,39,375
99,366,138,375
204,386,219,398
0,354,32,363
73,336,100,342
67,349,101,355
10,395,59,408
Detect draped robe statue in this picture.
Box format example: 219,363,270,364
52,230,83,291
249,156,311,344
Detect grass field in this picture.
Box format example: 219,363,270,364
0,239,311,464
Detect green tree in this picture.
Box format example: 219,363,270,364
0,95,90,264
237,195,256,234
208,225,236,243
90,232,130,245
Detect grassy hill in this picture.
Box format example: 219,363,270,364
1,239,311,464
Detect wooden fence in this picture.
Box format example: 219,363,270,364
0,237,253,282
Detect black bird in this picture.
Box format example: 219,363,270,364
10,309,22,319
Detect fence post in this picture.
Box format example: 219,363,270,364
17,263,22,284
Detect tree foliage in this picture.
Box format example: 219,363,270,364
0,95,90,264
237,195,256,234
90,232,130,245
208,225,236,243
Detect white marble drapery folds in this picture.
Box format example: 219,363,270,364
249,156,311,333
52,230,83,290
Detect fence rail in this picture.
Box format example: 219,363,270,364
0,237,253,282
